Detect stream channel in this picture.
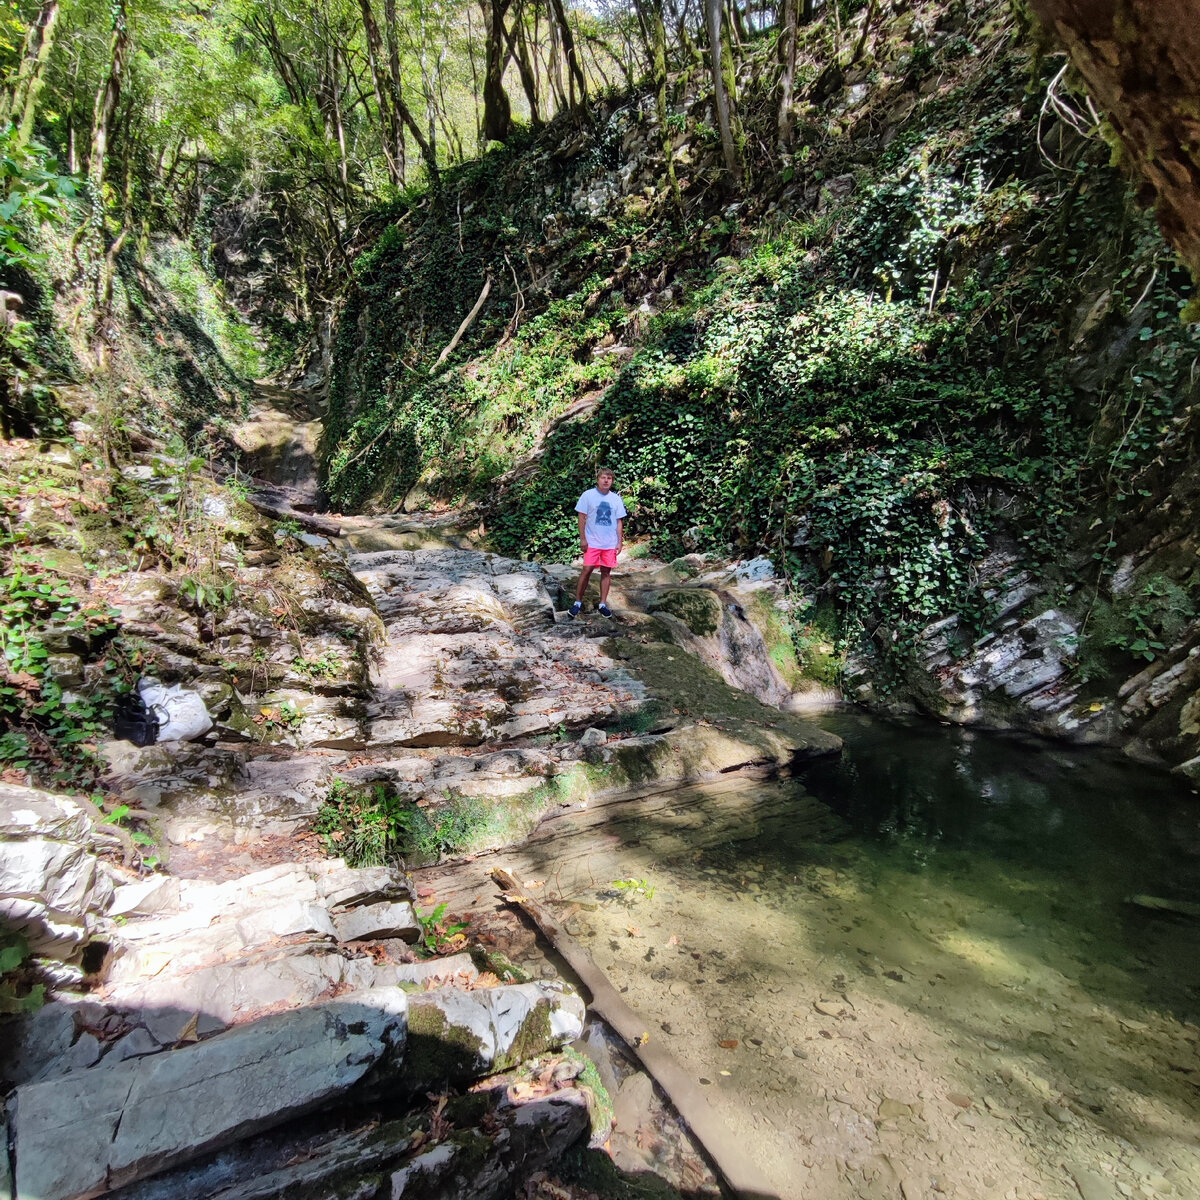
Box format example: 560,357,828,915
238,392,1200,1200
428,709,1200,1200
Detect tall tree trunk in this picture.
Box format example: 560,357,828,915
643,0,682,212
358,0,403,186
2,0,60,150
546,0,568,111
728,0,747,47
328,44,350,197
704,0,741,183
530,1,544,110
88,0,129,196
466,5,483,143
547,0,586,110
384,0,408,183
678,10,702,64
418,41,437,167
245,11,310,113
380,0,435,182
482,0,513,142
87,0,129,347
777,0,797,146
512,10,542,125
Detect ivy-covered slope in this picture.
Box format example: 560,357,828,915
0,214,279,792
326,0,1200,763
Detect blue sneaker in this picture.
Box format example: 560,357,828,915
568,601,583,619
598,603,613,618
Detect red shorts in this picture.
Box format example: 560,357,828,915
583,547,618,568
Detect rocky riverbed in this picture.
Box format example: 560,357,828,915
1,398,843,1199
8,387,1199,1200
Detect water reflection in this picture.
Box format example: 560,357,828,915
800,710,1200,903
748,709,1200,1021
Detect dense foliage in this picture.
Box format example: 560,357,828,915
328,14,1199,676
0,0,1197,695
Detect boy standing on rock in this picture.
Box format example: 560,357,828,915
569,467,626,619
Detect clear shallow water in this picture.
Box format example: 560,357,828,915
547,712,1200,1199
791,711,1200,1017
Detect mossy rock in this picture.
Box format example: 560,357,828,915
560,1047,614,1144
403,995,488,1091
646,588,720,637
666,556,700,580
609,638,841,762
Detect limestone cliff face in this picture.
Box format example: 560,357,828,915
1031,0,1200,280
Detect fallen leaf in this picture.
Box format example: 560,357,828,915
175,1013,200,1044
718,1039,739,1049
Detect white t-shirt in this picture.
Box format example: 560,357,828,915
575,487,627,550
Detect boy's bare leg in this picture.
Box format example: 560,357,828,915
575,566,593,603
598,567,612,605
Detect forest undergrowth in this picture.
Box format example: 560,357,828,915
324,1,1200,684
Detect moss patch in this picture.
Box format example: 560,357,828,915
748,590,805,691
404,996,487,1092
747,590,843,689
646,588,721,637
610,637,841,763
561,1046,614,1143
495,998,555,1072
469,947,530,983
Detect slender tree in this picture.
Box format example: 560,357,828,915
777,0,797,146
704,0,741,181
481,0,513,142
1,0,61,149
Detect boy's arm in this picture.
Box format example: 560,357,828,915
617,516,624,550
577,511,588,548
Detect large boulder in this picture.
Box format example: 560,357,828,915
405,981,586,1092
7,980,586,1200
10,987,409,1200
0,785,117,964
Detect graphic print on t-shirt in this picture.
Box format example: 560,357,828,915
576,487,626,550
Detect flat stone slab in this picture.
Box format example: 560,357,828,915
332,899,419,943
11,987,408,1200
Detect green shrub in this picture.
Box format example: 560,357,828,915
313,780,401,867
0,931,43,1014
0,561,119,787
313,779,493,867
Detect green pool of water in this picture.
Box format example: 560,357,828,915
519,712,1200,1197
775,711,1200,1018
